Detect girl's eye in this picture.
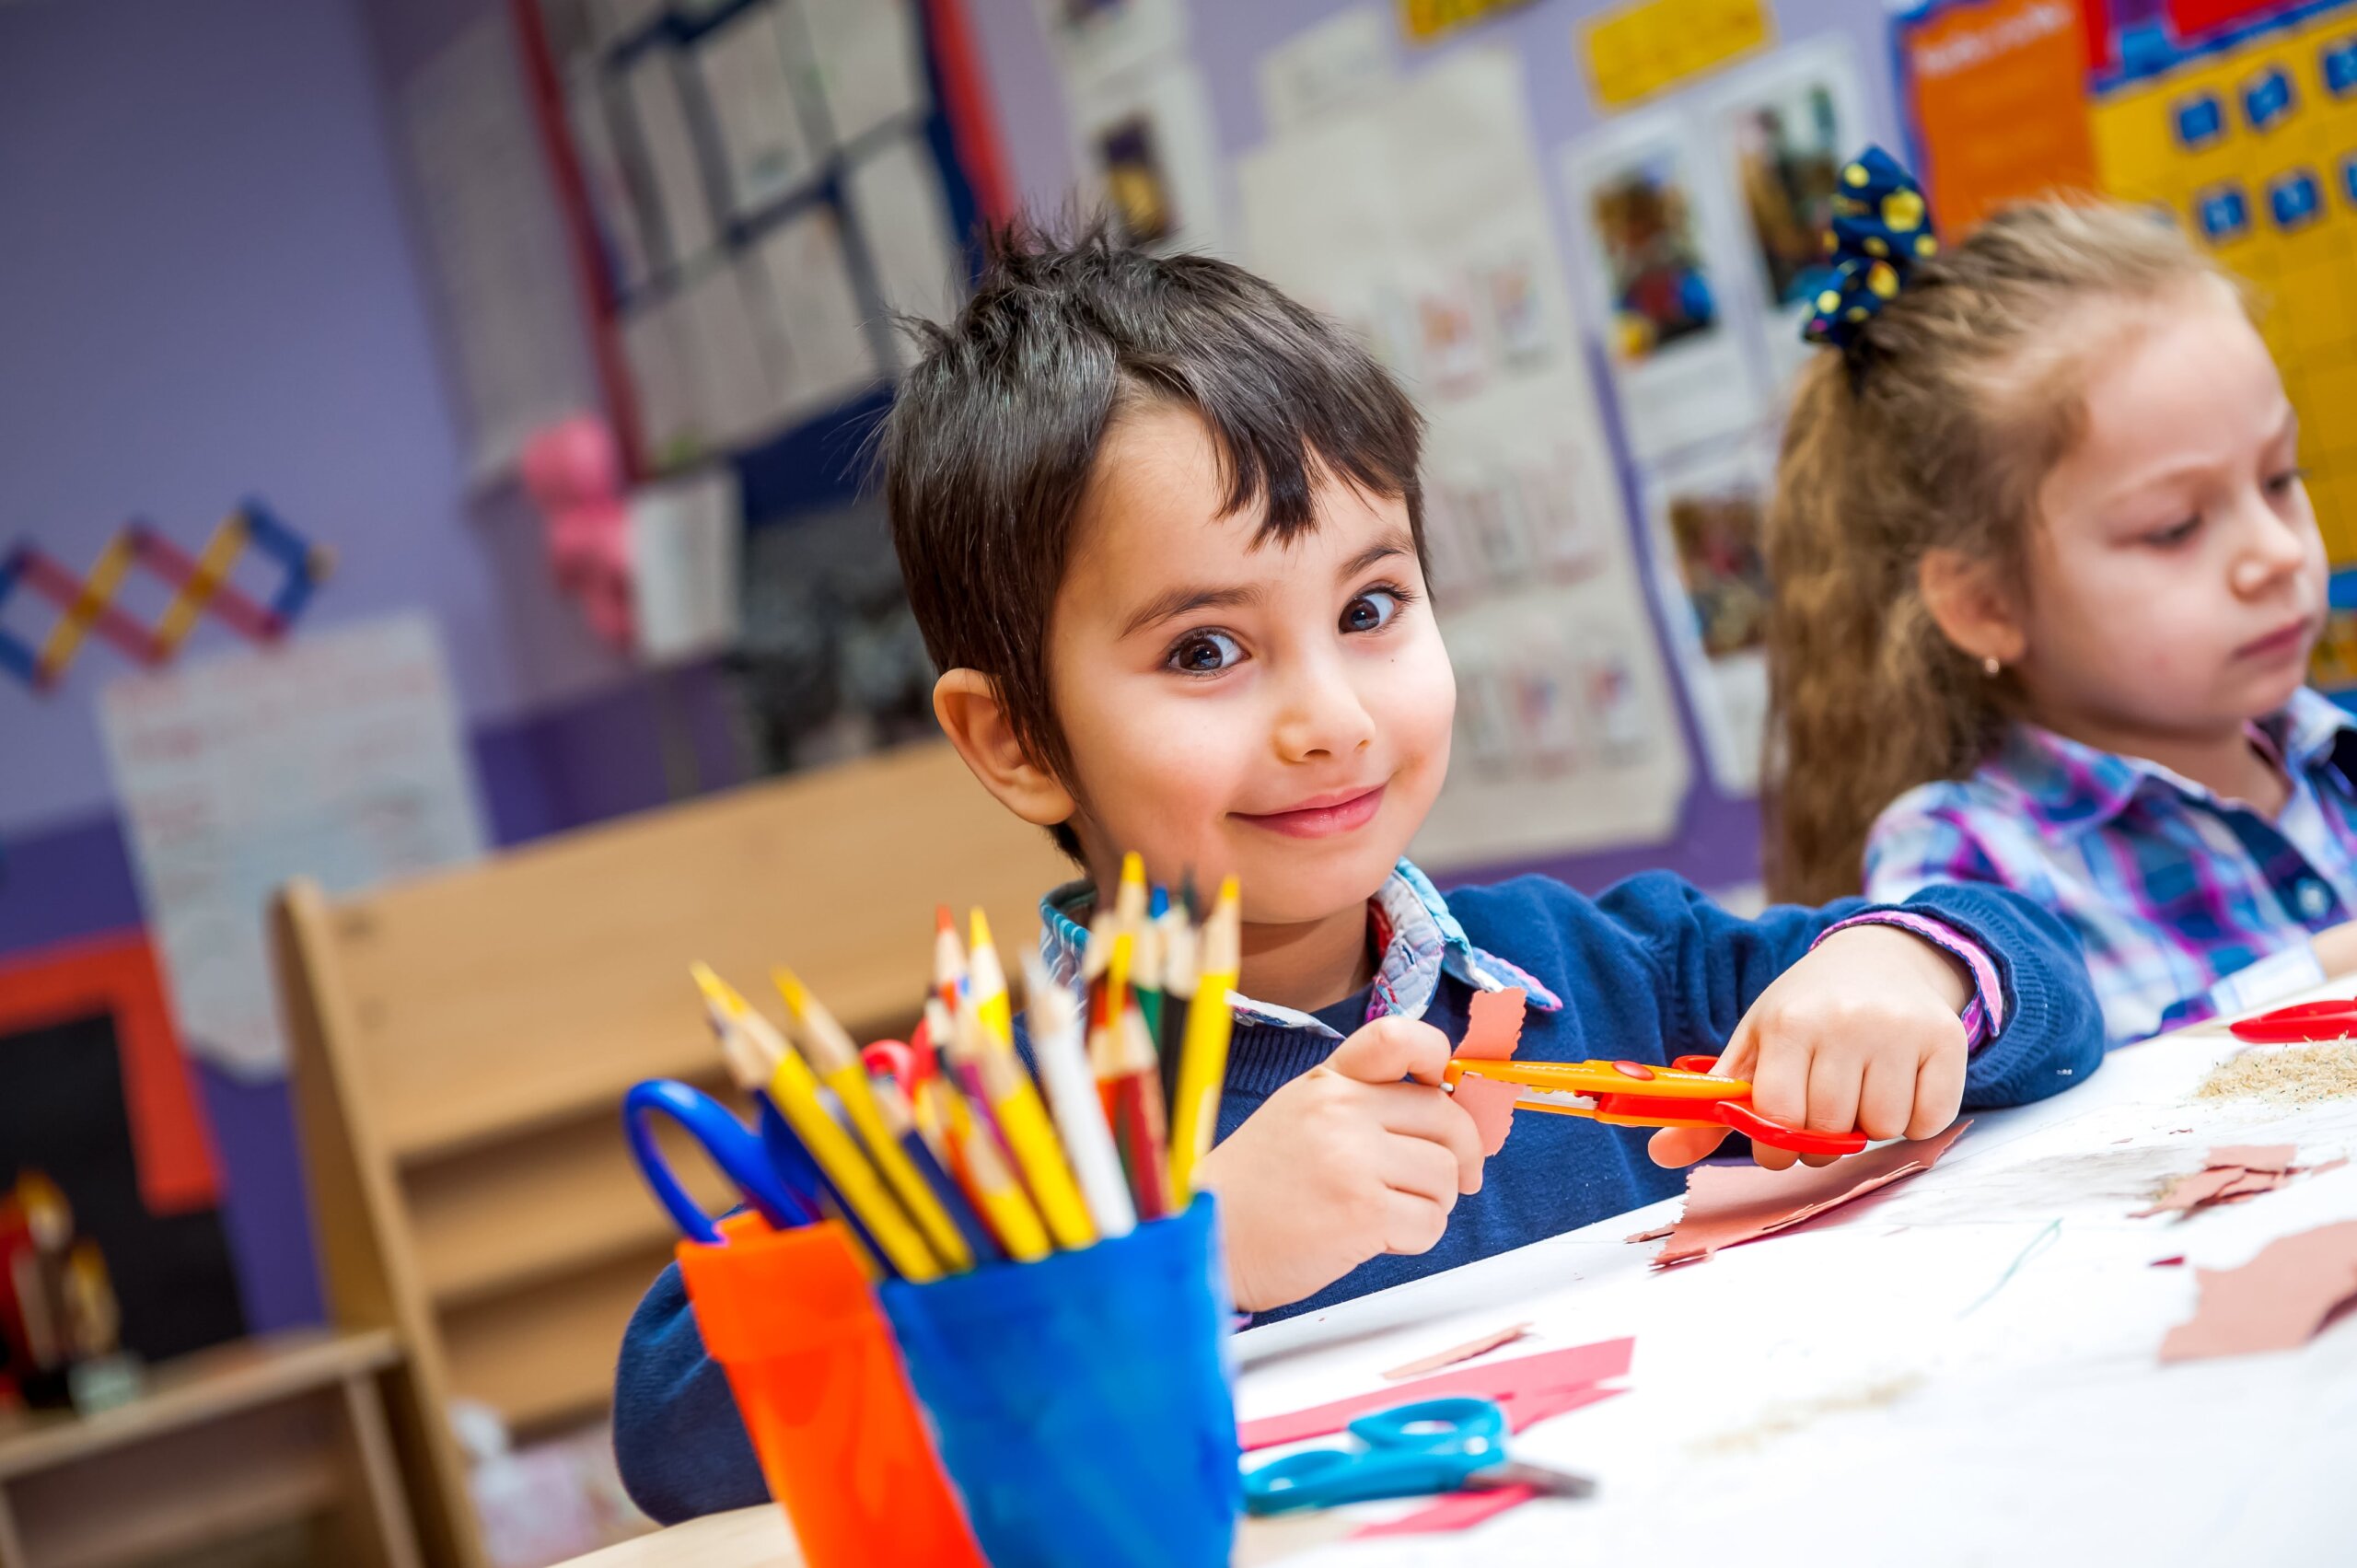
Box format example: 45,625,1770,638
1341,587,1402,634
2266,467,2310,497
1166,629,1244,675
2144,516,2200,548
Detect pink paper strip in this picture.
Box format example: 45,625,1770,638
1456,988,1527,1062
1383,1322,1534,1381
1239,1339,1633,1450
1455,1075,1522,1156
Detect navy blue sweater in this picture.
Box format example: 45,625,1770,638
611,872,2102,1523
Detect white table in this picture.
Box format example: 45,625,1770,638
563,1001,2357,1568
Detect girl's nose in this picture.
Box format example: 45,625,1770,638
2233,490,2311,596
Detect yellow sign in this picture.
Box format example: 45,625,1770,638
1582,0,1773,110
1398,0,1538,46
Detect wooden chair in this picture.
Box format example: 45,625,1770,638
272,742,1067,1567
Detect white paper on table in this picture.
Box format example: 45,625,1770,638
631,468,744,665
98,617,486,1079
624,48,718,269
1030,0,1187,86
567,69,653,294
623,290,699,467
1640,440,1774,796
749,203,883,422
1067,56,1226,255
1258,4,1396,133
794,0,929,147
1697,34,1872,394
842,130,965,328
1241,46,1692,866
696,2,819,215
1560,109,1765,468
678,259,789,448
398,13,600,483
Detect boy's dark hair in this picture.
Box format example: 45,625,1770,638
883,219,1427,856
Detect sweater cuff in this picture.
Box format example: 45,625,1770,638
1817,911,2004,1048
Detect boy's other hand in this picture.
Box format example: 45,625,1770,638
1646,924,1970,1172
1197,1016,1484,1313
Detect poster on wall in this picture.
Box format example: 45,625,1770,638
1641,443,1774,796
99,617,487,1080
1891,0,2101,237
1069,58,1228,253
1241,47,1693,868
1031,0,1188,84
1561,111,1764,466
1701,34,1871,388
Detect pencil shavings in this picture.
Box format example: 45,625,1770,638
1381,1322,1534,1380
1639,1121,1971,1267
2131,1144,2345,1217
2159,1220,2357,1363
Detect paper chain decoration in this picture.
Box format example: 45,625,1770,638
0,501,331,691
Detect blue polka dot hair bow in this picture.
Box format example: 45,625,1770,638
1800,145,1940,350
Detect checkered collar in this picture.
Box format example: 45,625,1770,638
1035,858,1561,1041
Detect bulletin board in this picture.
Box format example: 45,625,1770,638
515,0,999,523
1895,0,2357,691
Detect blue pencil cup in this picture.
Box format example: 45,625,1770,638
877,1198,1239,1567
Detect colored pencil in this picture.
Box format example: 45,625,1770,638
1021,950,1135,1239
952,979,1097,1250
1110,1001,1170,1221
774,968,973,1272
1167,877,1239,1202
1154,889,1196,1108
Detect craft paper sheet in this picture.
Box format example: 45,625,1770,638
99,617,486,1078
1241,47,1692,867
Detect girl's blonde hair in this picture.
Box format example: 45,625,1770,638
1765,199,2236,903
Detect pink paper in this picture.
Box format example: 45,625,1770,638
1647,1121,1970,1266
1455,1075,1522,1156
2160,1220,2357,1363
1239,1338,1633,1450
1457,988,1527,1062
1382,1322,1533,1381
2207,1144,2296,1173
1352,1483,1538,1538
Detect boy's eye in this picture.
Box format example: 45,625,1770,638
1341,588,1402,634
2143,516,2200,548
1167,629,1244,675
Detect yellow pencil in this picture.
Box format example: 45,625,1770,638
952,1095,1051,1261
773,968,971,1272
690,966,942,1282
1167,877,1239,1202
966,908,1015,1047
952,989,1097,1250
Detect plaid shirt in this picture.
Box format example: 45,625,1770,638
1865,688,2357,1047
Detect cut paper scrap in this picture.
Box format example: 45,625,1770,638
1382,1322,1534,1381
1240,1336,1632,1451
2160,1220,2357,1363
1452,986,1528,1156
1642,1121,1971,1267
2131,1144,2344,1217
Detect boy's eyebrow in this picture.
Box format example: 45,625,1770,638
1118,581,1268,640
1338,531,1415,580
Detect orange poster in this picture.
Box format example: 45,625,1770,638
1896,0,2101,236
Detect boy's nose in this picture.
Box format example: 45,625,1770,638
1271,656,1376,762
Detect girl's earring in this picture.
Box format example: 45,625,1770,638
1981,656,2003,678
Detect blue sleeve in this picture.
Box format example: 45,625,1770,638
1577,872,2104,1109
611,1262,767,1525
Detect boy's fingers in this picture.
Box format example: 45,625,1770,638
1372,1084,1485,1192
1647,1125,1726,1167
1378,1189,1450,1256
1909,1040,1968,1141
1329,1016,1454,1086
1855,1053,1915,1143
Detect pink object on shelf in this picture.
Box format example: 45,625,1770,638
522,415,635,650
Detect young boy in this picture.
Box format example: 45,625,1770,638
613,226,2103,1523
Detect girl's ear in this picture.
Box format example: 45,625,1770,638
1918,549,2028,669
933,669,1079,829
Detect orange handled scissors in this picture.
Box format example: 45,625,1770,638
1443,1054,1870,1157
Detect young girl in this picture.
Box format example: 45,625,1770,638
1765,147,2353,1047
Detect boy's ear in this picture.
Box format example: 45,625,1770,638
932,668,1078,830
1917,550,2027,670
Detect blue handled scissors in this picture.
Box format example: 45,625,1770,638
624,1079,823,1245
1241,1395,1596,1516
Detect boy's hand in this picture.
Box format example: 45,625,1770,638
1196,1016,1484,1313
1647,924,1971,1172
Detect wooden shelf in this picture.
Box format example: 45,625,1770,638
440,1249,677,1435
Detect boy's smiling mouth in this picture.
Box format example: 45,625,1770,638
1233,784,1388,839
